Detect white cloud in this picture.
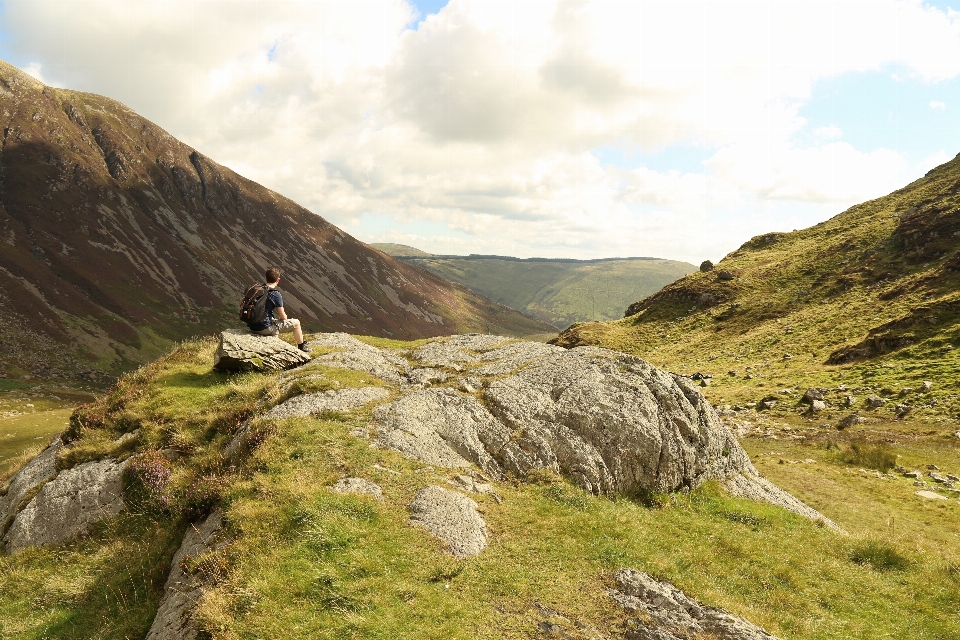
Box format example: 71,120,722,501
3,0,960,263
930,100,947,109
814,125,843,139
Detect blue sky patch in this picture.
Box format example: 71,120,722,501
797,66,960,165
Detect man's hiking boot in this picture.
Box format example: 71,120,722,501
298,343,311,353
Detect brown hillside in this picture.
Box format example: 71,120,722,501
0,61,554,381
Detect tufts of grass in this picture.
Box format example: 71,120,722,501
849,539,913,571
838,441,897,472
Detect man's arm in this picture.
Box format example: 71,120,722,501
275,306,288,321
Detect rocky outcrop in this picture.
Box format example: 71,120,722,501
609,569,780,640
145,511,224,640
373,389,507,475
213,329,310,372
307,333,411,383
0,437,62,533
315,333,832,525
4,458,128,553
263,387,391,420
408,486,487,558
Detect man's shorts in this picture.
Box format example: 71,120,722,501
252,319,299,337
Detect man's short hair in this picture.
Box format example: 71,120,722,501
265,267,281,284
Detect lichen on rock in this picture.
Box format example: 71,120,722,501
4,457,129,553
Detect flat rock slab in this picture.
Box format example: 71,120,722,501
916,490,948,500
408,485,487,558
610,569,780,640
263,387,391,420
146,511,223,640
471,341,564,376
306,332,409,383
374,388,506,475
5,458,128,553
213,329,309,372
332,478,383,500
0,437,62,532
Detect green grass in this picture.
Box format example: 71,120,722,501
1,335,959,638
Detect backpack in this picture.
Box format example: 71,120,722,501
239,283,271,326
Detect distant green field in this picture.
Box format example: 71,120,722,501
374,249,695,328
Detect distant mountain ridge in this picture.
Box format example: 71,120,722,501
0,61,554,381
373,244,695,328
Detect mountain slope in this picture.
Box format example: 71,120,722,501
373,248,695,328
370,242,434,257
0,61,554,381
552,153,960,422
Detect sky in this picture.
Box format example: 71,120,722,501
2,1,960,264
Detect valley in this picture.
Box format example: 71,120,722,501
373,244,695,328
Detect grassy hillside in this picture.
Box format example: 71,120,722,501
552,154,960,427
1,336,958,638
375,250,695,328
371,243,434,257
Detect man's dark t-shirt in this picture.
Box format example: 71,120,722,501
248,289,283,331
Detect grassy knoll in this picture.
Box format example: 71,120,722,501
1,337,958,638
375,249,695,328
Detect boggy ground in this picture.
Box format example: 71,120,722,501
0,336,957,639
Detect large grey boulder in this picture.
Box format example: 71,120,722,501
408,486,487,558
145,511,224,640
4,458,128,553
361,336,831,525
609,569,779,640
483,346,750,495
0,437,62,533
213,329,309,372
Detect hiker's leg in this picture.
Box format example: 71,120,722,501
275,319,304,344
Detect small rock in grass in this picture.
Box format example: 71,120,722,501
699,260,714,272
803,389,824,403
332,478,383,500
837,413,863,429
866,395,886,408
809,399,826,414
928,464,941,471
408,486,487,558
921,380,933,392
904,471,922,479
916,490,948,500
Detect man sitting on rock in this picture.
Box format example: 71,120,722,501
248,268,310,353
